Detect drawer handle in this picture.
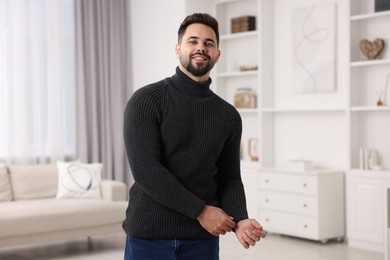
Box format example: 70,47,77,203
303,203,307,208
265,198,269,203
303,183,307,187
304,224,308,229
265,179,269,183
265,218,270,222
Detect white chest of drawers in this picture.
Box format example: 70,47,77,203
257,169,345,243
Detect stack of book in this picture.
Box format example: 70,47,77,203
231,16,256,33
375,0,390,12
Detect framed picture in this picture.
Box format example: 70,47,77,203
292,2,336,93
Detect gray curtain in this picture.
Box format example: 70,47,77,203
75,0,133,185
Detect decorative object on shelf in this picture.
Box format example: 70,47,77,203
377,90,384,106
359,148,383,170
376,73,390,106
359,148,369,170
287,159,314,171
231,16,256,34
384,73,390,105
375,0,390,12
239,65,258,71
234,88,256,108
248,138,259,161
292,2,336,93
359,38,385,60
368,149,383,170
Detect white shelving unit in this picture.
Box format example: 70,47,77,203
212,0,273,165
212,0,348,243
346,0,390,253
208,0,389,246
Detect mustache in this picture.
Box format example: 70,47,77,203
190,52,210,60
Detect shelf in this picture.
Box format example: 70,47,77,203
241,160,260,169
215,0,238,5
237,108,258,114
351,10,390,21
217,70,258,77
349,168,390,177
351,59,390,67
351,106,390,112
261,107,346,113
220,31,258,40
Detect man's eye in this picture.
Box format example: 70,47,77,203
189,41,197,45
206,42,214,47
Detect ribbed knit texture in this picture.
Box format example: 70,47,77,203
122,67,248,239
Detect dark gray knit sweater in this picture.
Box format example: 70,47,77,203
122,67,248,239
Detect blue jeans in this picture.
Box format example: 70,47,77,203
124,236,219,260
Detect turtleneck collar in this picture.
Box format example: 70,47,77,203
170,67,213,98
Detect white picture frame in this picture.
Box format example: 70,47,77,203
292,2,336,93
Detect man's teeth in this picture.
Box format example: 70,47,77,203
193,56,206,60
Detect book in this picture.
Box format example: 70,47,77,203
375,0,390,12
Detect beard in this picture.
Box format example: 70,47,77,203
180,52,216,77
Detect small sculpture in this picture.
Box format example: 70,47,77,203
359,38,385,60
248,138,259,161
376,90,384,106
368,149,383,170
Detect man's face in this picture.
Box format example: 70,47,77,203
176,23,220,82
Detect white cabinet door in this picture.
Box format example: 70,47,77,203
347,175,383,250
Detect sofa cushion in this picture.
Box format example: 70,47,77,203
0,163,12,202
56,161,102,199
0,198,127,238
8,164,58,200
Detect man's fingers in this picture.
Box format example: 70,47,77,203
250,220,263,230
243,232,257,246
245,230,261,242
227,220,236,229
239,236,250,249
223,225,233,232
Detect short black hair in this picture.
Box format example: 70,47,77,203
178,13,219,47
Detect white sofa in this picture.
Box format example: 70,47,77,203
0,162,128,248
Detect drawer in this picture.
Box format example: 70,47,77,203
259,172,317,195
259,191,317,217
259,210,319,239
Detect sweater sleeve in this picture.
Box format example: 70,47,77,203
216,107,249,222
123,85,206,219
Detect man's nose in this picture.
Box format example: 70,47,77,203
196,46,206,53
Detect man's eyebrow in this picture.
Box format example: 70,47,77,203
186,36,216,44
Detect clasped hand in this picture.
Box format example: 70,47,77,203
197,205,266,248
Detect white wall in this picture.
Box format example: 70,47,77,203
130,0,184,90
130,0,212,91
273,0,349,109
272,0,349,169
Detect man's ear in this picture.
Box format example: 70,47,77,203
175,44,180,58
216,49,221,63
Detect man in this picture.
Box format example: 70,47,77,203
123,13,266,259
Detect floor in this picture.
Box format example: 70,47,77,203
0,233,384,260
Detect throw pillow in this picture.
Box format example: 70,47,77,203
8,164,58,200
56,161,102,199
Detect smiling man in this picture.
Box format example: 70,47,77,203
122,13,266,260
